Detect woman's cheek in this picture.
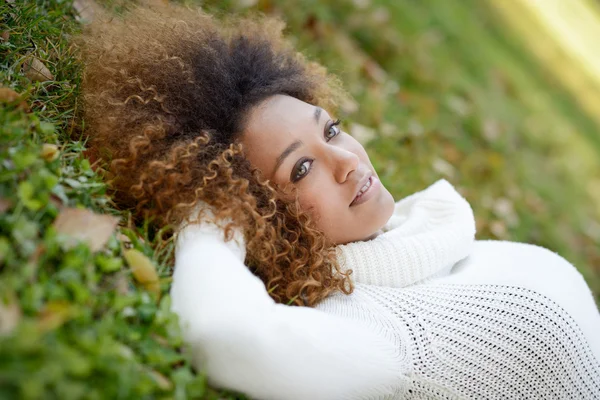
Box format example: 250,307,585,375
297,190,319,216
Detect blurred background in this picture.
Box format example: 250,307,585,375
2,0,600,397
199,0,600,297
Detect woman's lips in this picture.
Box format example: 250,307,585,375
350,176,380,207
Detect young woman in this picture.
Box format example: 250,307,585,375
80,5,600,399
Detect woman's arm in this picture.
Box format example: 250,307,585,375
170,220,407,400
337,179,476,288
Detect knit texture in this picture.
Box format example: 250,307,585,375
336,180,476,287
171,180,600,400
318,282,600,399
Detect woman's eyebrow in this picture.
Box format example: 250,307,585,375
272,139,303,177
314,106,322,124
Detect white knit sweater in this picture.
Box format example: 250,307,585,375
171,180,600,399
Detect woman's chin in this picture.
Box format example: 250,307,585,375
362,229,384,242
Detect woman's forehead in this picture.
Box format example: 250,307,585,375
241,95,322,175
247,95,318,131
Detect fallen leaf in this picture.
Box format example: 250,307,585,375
117,233,133,248
0,87,29,111
124,249,160,295
23,56,54,82
0,293,21,337
53,208,119,252
0,31,9,42
41,143,60,162
0,87,19,102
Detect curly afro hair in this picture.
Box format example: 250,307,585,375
78,4,353,307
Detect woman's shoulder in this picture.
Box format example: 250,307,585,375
441,240,588,293
472,240,576,270
435,240,600,352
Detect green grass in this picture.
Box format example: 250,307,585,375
1,0,599,398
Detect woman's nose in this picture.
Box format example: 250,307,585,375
331,147,359,183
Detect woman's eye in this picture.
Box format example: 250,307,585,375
292,159,312,182
325,120,341,140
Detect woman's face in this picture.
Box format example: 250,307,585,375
241,95,395,245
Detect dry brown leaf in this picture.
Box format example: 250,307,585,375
124,249,160,295
23,56,54,82
0,87,29,111
0,294,21,337
0,87,19,102
53,208,119,252
41,143,60,162
0,31,9,42
117,233,133,249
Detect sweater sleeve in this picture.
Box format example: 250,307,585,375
336,179,476,288
170,219,407,400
